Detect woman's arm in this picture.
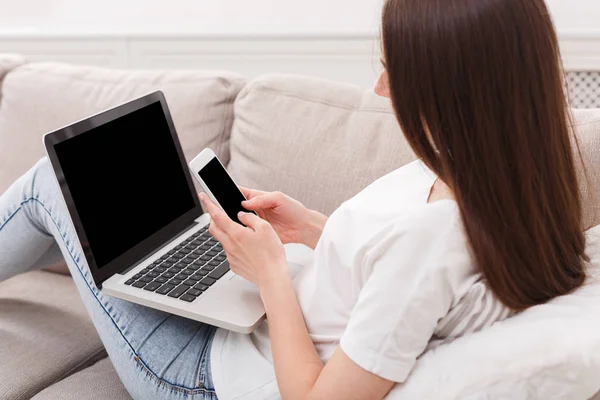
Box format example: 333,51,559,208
299,209,328,250
260,268,395,400
200,194,394,400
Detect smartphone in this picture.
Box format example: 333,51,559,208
189,148,256,225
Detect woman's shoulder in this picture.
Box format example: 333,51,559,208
337,160,439,220
374,200,465,254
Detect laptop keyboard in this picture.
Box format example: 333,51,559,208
124,226,230,303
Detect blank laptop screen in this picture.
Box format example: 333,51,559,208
54,101,197,269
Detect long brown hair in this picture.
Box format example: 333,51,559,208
382,0,587,310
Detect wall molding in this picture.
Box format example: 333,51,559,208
0,32,598,87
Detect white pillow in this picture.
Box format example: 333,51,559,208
388,225,600,400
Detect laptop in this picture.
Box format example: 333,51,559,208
44,91,266,333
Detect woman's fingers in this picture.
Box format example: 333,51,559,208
239,186,266,200
208,218,228,245
242,192,281,211
238,212,267,231
200,193,239,236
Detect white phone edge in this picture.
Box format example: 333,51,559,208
188,148,249,214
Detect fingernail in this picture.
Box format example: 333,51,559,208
199,193,206,201
238,211,245,218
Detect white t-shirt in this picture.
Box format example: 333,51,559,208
210,160,512,399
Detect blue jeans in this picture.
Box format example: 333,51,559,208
0,158,219,400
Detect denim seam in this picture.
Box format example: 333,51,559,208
135,356,217,396
197,327,216,389
0,205,24,231
1,197,211,394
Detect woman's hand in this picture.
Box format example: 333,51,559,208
240,187,328,250
199,193,289,287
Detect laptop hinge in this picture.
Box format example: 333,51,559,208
120,220,199,276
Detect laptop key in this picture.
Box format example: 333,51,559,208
183,279,197,287
206,250,218,257
154,267,167,273
146,271,159,278
187,274,201,281
179,248,191,254
154,276,168,284
186,288,203,297
169,266,183,273
167,285,189,298
133,273,143,279
168,249,177,255
200,277,217,286
199,255,212,261
171,253,183,259
132,281,146,288
195,270,208,276
199,245,211,251
156,283,175,295
208,260,221,266
144,282,161,292
208,261,230,280
162,272,175,278
214,255,226,262
168,278,183,286
203,264,216,271
139,276,153,283
179,293,197,302
125,278,136,285
194,283,210,292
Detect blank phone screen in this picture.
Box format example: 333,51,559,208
198,158,252,225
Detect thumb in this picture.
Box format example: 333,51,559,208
242,193,279,211
238,211,266,231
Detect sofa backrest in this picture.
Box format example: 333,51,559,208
229,75,600,229
0,54,25,91
0,61,246,194
228,75,417,215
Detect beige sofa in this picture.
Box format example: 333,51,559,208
0,54,599,400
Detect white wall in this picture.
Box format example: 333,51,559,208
0,0,598,36
547,0,600,34
0,0,384,35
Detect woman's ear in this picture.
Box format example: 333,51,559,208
374,71,391,98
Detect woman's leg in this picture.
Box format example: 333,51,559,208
0,158,218,400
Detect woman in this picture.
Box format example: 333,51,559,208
0,0,588,399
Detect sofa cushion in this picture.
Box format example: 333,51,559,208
0,62,246,194
0,54,25,89
0,271,107,400
572,109,600,229
229,75,600,228
228,75,415,216
31,358,131,400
